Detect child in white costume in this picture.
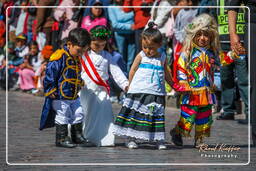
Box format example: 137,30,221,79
112,22,174,150
80,25,128,146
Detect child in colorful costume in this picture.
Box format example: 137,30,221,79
170,14,220,147
40,28,93,148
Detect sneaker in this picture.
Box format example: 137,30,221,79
110,96,119,103
125,141,138,149
170,129,183,146
31,88,39,94
157,142,167,150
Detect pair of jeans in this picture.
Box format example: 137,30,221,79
114,32,136,73
220,54,249,117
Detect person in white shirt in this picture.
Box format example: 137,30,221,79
80,25,128,147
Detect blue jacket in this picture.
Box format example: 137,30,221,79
39,47,84,130
108,4,134,34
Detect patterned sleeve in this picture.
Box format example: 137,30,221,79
173,52,191,92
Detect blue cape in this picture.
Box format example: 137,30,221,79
39,97,56,130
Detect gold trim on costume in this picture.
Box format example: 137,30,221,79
44,87,57,97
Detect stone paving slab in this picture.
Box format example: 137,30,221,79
0,90,256,170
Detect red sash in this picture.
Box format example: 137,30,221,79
80,52,110,94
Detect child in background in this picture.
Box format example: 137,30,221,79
170,14,220,147
112,22,174,150
27,41,41,71
80,0,107,32
33,45,54,95
15,33,29,59
17,41,40,92
80,25,128,147
40,28,93,148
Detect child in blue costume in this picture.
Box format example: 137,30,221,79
40,28,93,148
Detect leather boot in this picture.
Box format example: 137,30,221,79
71,123,95,147
55,124,76,148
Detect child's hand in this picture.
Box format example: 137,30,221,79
124,86,129,92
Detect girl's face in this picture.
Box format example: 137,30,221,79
193,30,211,48
67,42,88,57
91,7,103,17
90,40,107,53
30,44,38,56
142,39,161,57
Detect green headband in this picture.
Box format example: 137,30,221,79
91,28,111,39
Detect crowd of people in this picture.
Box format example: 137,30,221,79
0,0,255,148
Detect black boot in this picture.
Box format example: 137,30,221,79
71,123,95,147
56,124,76,148
170,128,183,146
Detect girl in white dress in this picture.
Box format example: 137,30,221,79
112,22,174,150
80,25,128,146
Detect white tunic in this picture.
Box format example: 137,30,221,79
80,50,128,146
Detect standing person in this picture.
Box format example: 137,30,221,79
213,0,248,121
227,0,256,146
35,0,55,45
123,0,154,55
39,28,93,148
108,0,135,73
169,14,220,147
53,0,80,40
80,25,129,147
112,22,174,150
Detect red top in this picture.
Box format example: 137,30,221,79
123,0,154,30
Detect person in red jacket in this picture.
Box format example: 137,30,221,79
123,0,154,55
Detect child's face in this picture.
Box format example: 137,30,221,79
30,44,38,56
90,40,106,53
142,39,161,57
67,42,89,57
193,30,211,48
16,39,26,48
91,7,103,17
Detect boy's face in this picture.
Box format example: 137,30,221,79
67,42,88,57
16,39,26,48
90,40,106,53
193,30,211,48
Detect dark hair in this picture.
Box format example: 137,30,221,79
67,28,91,47
29,41,38,49
28,41,39,64
90,25,111,41
89,2,105,20
141,22,162,44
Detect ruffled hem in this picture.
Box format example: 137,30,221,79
112,125,165,141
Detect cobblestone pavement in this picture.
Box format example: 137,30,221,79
0,90,256,170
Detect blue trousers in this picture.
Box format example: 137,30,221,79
114,32,135,73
